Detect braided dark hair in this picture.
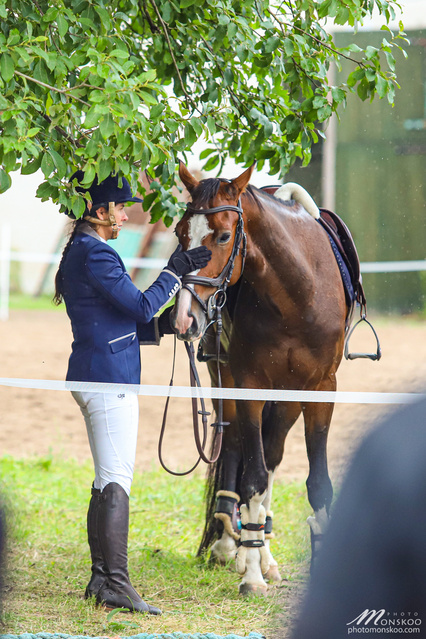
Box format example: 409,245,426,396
52,218,85,305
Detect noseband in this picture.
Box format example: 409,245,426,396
181,200,247,319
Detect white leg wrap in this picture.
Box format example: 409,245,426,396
214,512,240,541
236,502,269,585
214,489,240,541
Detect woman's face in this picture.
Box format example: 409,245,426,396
95,203,129,240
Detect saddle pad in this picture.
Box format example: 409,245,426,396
324,230,355,307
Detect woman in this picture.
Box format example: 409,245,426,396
54,171,211,615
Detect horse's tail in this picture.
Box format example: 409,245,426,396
196,429,224,556
275,182,320,219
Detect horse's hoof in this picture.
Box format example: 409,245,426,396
264,565,281,583
239,582,268,597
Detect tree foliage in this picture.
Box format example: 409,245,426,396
0,0,406,223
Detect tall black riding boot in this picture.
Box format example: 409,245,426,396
85,486,107,599
96,482,161,615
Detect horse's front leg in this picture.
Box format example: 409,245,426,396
235,399,270,595
302,377,335,568
201,360,241,565
210,439,241,565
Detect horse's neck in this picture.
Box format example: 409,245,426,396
242,192,314,303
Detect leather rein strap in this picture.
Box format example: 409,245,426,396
158,337,223,476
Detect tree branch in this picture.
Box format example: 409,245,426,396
14,71,91,106
32,0,63,55
268,7,364,66
140,0,160,34
41,114,84,148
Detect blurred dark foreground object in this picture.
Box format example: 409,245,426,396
291,397,426,639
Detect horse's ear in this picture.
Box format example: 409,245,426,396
231,163,256,195
178,161,200,193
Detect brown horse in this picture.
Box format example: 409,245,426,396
171,162,348,595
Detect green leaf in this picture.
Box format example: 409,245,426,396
110,49,129,60
50,149,67,179
56,14,68,38
142,191,158,211
0,54,15,82
365,45,379,60
190,117,203,137
7,30,20,47
0,168,12,193
21,155,42,175
183,121,197,148
36,181,55,201
199,147,215,160
139,90,158,106
97,157,113,183
331,87,345,104
99,113,115,139
375,74,388,98
203,154,220,171
79,164,96,187
41,152,55,178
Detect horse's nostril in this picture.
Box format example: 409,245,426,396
188,314,198,336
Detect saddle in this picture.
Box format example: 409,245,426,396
318,208,366,316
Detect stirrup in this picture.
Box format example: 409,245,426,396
344,314,381,361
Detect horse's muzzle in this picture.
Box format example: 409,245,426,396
176,314,202,342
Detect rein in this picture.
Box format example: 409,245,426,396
158,336,223,476
158,197,246,476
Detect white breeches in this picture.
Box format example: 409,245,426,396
72,391,139,496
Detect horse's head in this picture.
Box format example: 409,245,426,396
171,162,255,341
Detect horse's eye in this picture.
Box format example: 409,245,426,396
217,232,232,245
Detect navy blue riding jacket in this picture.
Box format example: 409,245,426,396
60,226,180,384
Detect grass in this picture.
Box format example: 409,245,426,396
7,293,64,312
0,456,311,637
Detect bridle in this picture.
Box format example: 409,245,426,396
181,198,247,321
183,197,247,449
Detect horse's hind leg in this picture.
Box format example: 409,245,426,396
302,381,335,567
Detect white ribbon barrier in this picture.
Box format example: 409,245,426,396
0,377,425,405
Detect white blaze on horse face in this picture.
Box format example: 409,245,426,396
174,214,213,337
188,213,214,252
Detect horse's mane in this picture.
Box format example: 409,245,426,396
191,177,269,212
245,184,268,211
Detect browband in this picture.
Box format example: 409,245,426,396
186,204,243,215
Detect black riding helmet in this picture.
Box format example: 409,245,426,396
68,171,143,239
